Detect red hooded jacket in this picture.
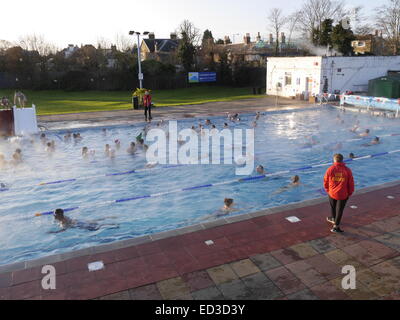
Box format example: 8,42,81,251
143,94,152,107
324,162,354,200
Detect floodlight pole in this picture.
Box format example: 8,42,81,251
129,30,150,89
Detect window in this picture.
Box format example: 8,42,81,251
285,72,292,86
337,68,342,72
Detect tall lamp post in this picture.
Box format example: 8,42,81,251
129,30,150,89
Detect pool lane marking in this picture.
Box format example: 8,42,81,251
3,124,399,192
32,148,400,218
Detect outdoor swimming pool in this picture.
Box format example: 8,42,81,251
1,105,400,266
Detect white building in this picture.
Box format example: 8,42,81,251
266,56,400,99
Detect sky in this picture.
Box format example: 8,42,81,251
0,0,382,49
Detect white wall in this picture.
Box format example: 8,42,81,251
267,56,400,98
13,105,38,136
266,57,322,98
322,56,400,94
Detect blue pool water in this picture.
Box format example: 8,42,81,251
1,105,400,265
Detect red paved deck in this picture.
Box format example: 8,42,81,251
1,183,400,300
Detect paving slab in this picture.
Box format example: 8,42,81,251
206,264,238,285
230,259,260,278
156,277,191,300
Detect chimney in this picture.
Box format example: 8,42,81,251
243,33,251,45
281,32,286,44
269,33,273,45
256,32,261,42
148,33,155,40
224,36,231,45
170,33,177,40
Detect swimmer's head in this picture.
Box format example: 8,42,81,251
54,208,64,220
256,165,264,174
373,136,379,142
40,133,46,138
334,153,344,163
349,153,355,159
365,129,370,133
130,142,136,147
224,198,234,207
82,147,88,154
15,149,21,154
211,124,216,129
139,138,144,145
105,144,110,150
292,175,300,183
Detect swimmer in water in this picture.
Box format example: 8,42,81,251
64,133,72,142
252,121,257,128
105,144,111,157
48,209,119,233
223,123,229,128
361,136,380,147
359,129,370,137
40,133,47,144
205,119,212,126
12,149,22,164
274,175,302,194
115,139,121,150
0,154,7,168
82,147,89,159
127,142,136,154
349,153,356,159
256,165,266,174
45,142,54,155
214,198,239,217
102,128,107,136
255,112,261,121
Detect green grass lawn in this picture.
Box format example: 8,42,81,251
0,87,264,115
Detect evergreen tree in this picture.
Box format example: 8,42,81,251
331,23,355,55
178,32,196,72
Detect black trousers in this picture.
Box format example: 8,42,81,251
144,106,152,120
329,196,348,226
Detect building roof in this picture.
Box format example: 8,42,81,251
143,39,179,52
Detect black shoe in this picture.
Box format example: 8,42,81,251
331,227,344,233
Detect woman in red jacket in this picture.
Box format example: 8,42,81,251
323,153,355,233
143,91,152,122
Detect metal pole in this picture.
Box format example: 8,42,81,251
136,33,143,89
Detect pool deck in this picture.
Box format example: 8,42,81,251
0,180,399,300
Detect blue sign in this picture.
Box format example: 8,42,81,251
188,72,216,83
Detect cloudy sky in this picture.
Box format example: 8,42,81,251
1,0,380,49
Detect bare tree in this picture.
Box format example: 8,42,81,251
114,33,133,52
297,0,346,39
0,39,14,52
96,37,111,49
18,34,57,56
286,11,302,44
268,8,286,55
375,0,400,54
177,20,201,45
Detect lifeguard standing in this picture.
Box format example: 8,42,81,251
143,91,152,122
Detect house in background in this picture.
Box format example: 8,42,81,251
140,33,179,65
211,33,307,68
351,30,387,56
